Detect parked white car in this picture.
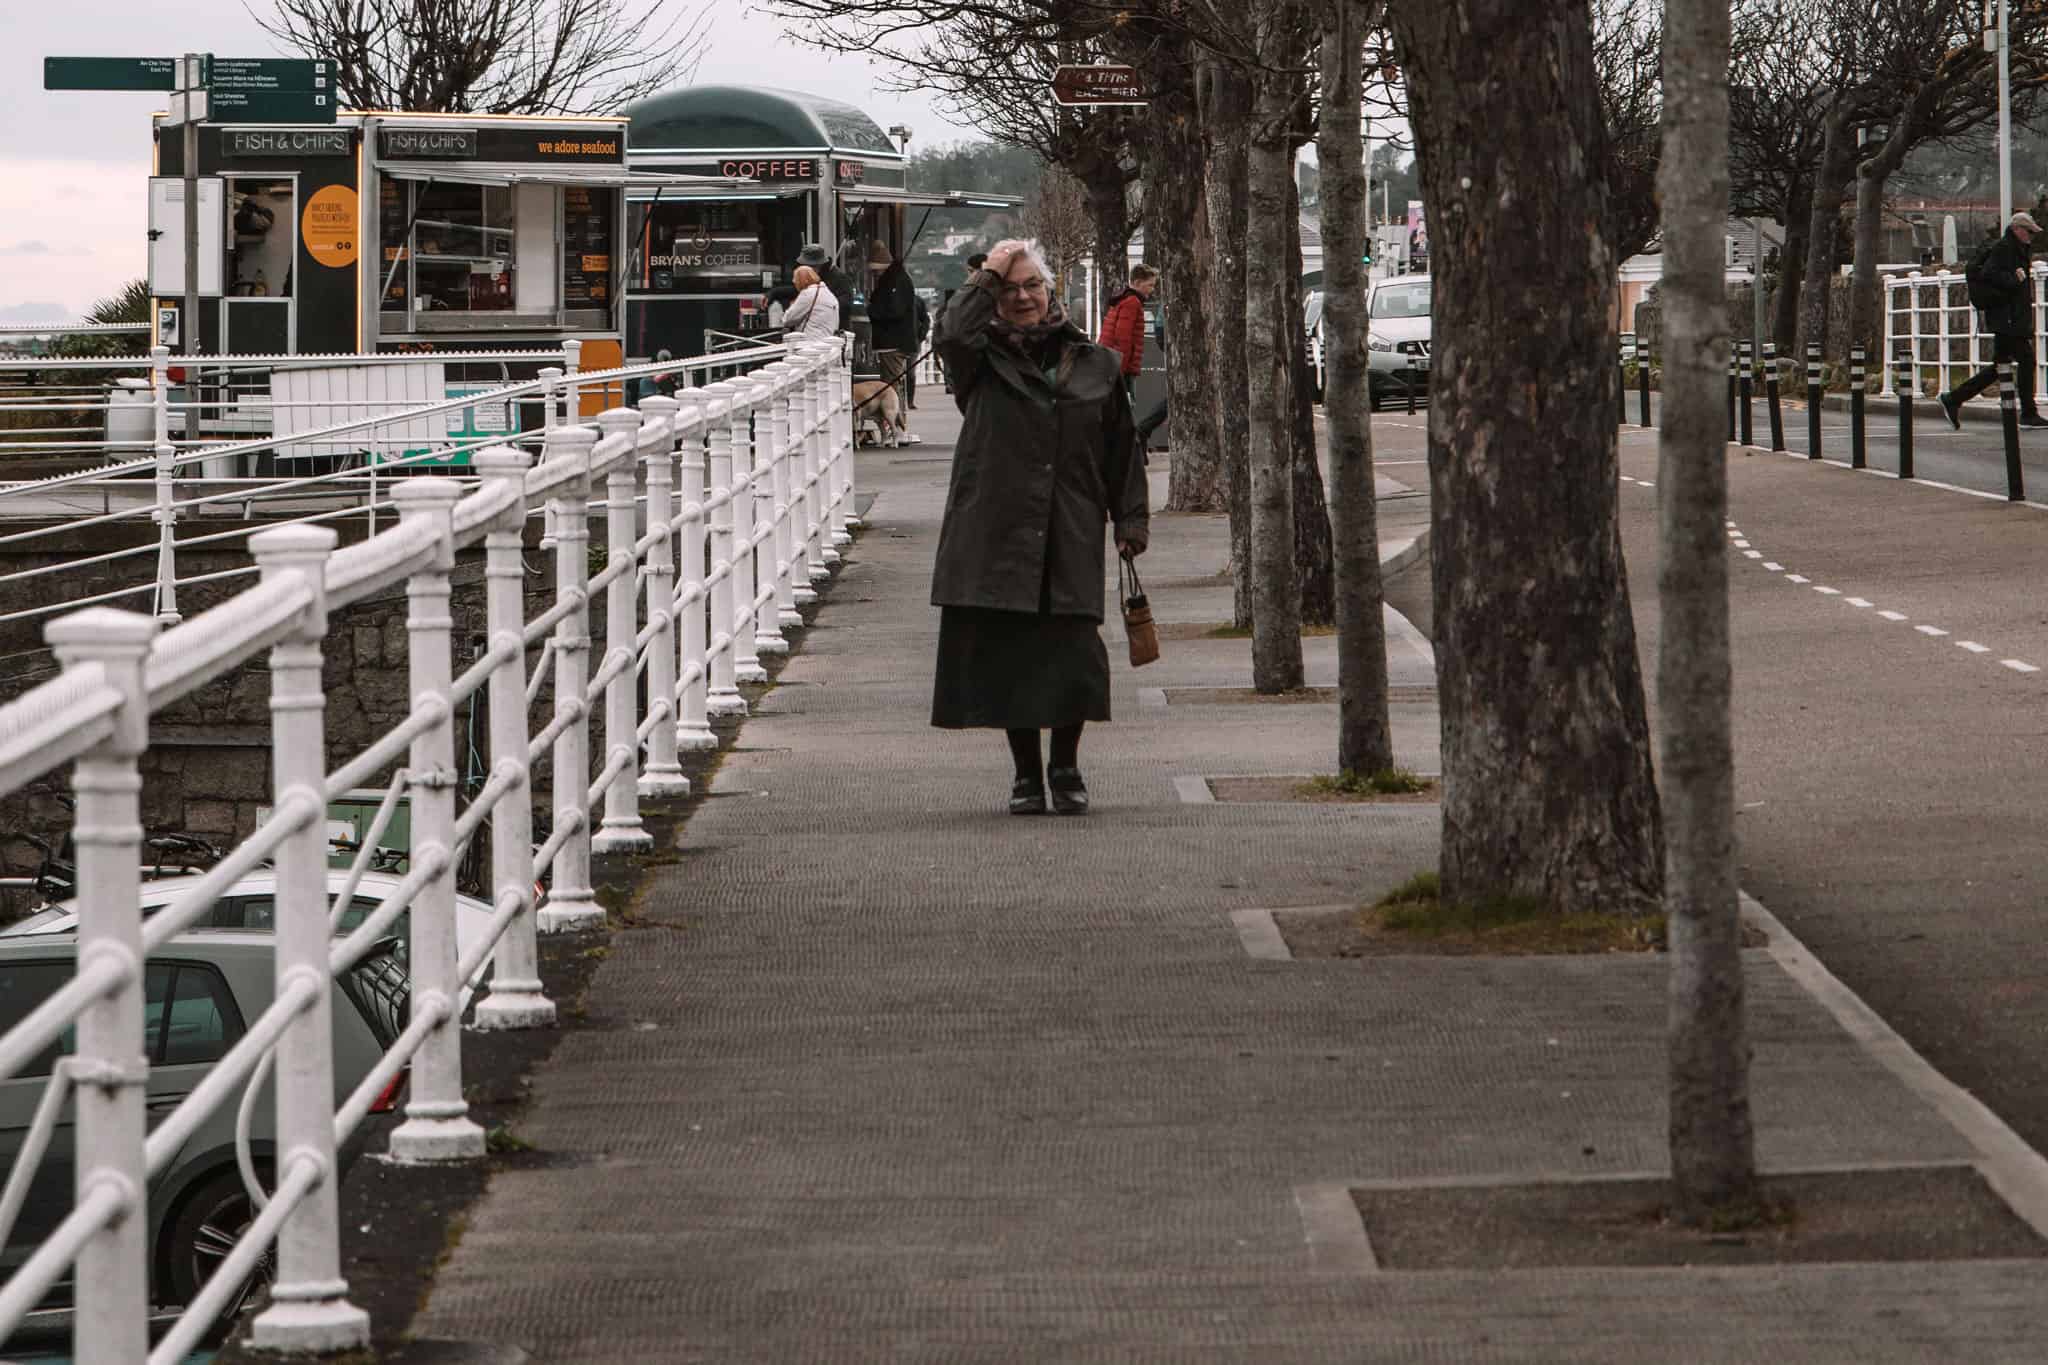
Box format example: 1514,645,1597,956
1366,275,1432,409
0,870,498,1005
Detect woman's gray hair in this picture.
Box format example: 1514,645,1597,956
988,237,1054,282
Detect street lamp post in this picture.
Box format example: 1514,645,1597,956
1988,0,2012,223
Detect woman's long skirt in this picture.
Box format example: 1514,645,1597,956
930,606,1111,729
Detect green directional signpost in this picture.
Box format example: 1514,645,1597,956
207,57,337,124
44,56,178,90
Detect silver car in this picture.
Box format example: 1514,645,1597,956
1367,275,1432,409
0,932,408,1344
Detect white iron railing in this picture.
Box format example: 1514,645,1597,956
0,335,859,1361
1881,263,2048,396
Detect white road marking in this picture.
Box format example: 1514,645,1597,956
1726,521,1738,529
1639,480,1655,487
1846,597,1873,608
1959,641,1992,654
1743,550,1763,558
2004,660,2041,674
1878,611,1908,621
1763,562,1784,571
1916,625,1950,636
1732,539,1751,547
1786,574,1810,583
1814,586,1841,595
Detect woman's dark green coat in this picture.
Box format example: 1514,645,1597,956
930,275,1149,623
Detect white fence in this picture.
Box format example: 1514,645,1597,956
0,336,857,1360
1881,264,2048,396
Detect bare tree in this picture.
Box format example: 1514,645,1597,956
1389,0,1665,915
256,0,710,114
1319,0,1395,773
1024,166,1094,298
1659,0,1759,1224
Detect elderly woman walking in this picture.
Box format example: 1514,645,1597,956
930,238,1149,816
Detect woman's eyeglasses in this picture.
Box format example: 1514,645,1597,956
998,277,1048,298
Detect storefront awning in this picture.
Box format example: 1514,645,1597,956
835,187,1024,209
379,162,766,193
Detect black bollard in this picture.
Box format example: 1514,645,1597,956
1737,340,1754,446
1896,355,1914,480
1849,345,1867,470
1806,343,1823,460
1766,342,1785,451
1619,334,1632,427
1639,344,1653,426
2000,359,2025,500
1727,347,1738,441
1406,366,1418,414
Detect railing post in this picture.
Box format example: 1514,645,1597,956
672,395,718,751
150,345,181,626
815,347,843,568
702,382,748,718
834,336,860,538
730,379,769,685
752,365,793,658
788,362,820,610
537,425,605,933
635,397,692,797
470,447,556,1030
563,339,584,428
247,523,371,1353
538,367,563,552
385,480,485,1161
591,409,654,853
45,607,159,1365
803,349,836,583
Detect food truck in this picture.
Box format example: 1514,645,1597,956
149,109,738,372
620,85,1021,362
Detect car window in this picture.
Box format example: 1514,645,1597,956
0,960,75,1076
157,964,242,1067
1371,282,1432,320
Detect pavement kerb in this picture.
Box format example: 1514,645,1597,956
1722,438,2048,515
1738,889,2048,1243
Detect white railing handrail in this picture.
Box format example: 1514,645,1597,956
1881,262,2048,397
0,331,863,1359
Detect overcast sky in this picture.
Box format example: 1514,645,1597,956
0,2,978,321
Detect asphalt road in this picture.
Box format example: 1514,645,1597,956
1373,400,2048,1163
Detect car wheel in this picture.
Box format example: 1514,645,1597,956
163,1170,273,1335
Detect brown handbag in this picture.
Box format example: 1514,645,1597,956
1120,551,1160,668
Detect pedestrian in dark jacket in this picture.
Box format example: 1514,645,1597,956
1096,264,1158,392
931,238,1149,817
908,291,931,409
1942,212,2044,428
867,242,921,443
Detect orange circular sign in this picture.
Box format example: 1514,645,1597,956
302,185,359,269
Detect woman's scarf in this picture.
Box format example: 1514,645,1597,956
987,296,1072,358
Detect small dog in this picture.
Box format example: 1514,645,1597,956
852,379,903,448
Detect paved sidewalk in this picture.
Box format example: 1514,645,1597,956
411,408,2048,1360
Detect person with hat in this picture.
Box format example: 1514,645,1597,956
795,243,855,326
866,239,922,444
1941,212,2047,429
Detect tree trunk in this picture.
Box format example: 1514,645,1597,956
1083,163,1133,301
1288,182,1337,628
1200,56,1256,627
1142,54,1223,514
1389,0,1664,915
1847,160,1887,364
1797,105,1857,366
1770,176,1812,357
1245,39,1304,693
1658,0,1757,1224
1320,1,1394,774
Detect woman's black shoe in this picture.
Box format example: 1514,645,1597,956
1047,767,1089,816
1010,777,1047,815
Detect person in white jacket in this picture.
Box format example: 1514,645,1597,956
782,265,840,338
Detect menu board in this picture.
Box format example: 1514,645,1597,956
563,187,615,311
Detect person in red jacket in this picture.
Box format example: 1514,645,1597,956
1097,264,1159,395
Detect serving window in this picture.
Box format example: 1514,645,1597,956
630,199,806,296
378,174,622,331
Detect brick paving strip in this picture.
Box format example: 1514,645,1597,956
403,407,2048,1361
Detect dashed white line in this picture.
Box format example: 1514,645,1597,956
1726,521,1738,529
1733,539,1751,548
1959,641,1992,654
1743,550,1763,558
1878,611,1908,622
1846,597,1873,608
2004,660,2041,674
1786,574,1810,583
1763,561,1784,571
1640,480,1655,487
1814,586,1842,596
1916,625,1950,637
